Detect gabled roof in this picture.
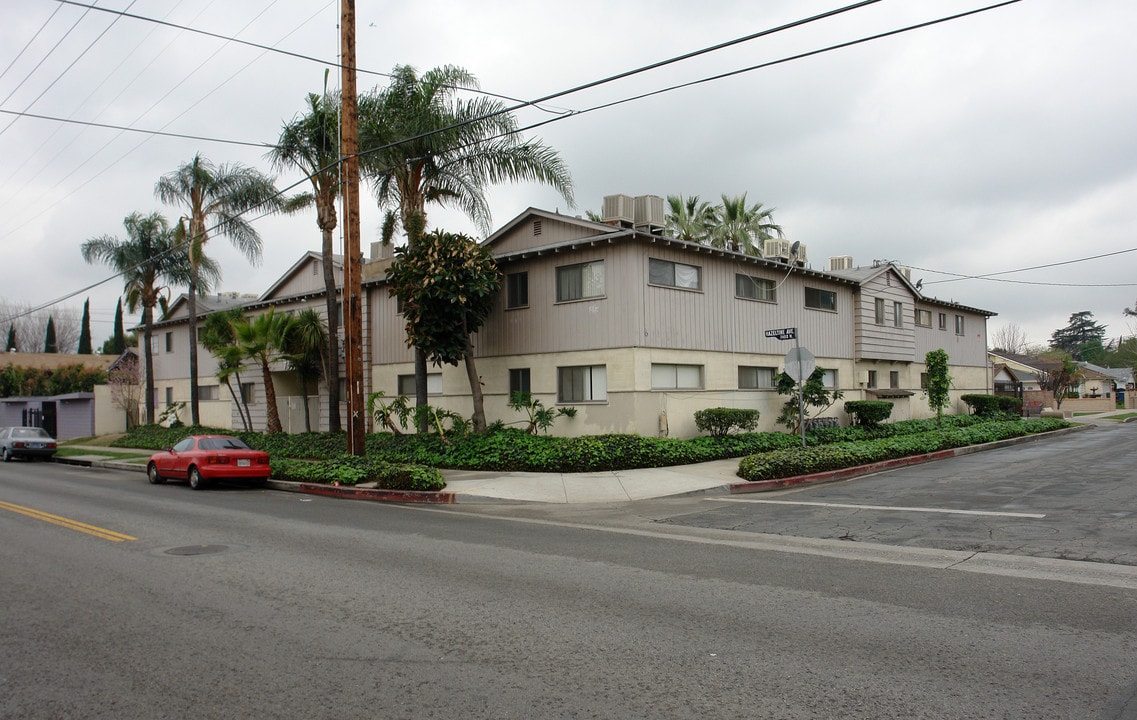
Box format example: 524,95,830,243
1077,361,1133,386
161,292,251,323
259,251,343,302
988,351,1064,374
828,262,995,317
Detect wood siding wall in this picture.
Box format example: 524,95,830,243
854,274,917,361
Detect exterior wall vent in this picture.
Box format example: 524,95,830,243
633,194,665,231
533,219,543,236
602,194,634,226
828,255,854,271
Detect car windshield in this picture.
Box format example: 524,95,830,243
13,427,50,439
199,437,251,451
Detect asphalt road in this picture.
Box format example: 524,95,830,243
2,442,1137,719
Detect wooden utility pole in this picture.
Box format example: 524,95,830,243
340,0,365,455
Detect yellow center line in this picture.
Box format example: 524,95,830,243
0,500,137,542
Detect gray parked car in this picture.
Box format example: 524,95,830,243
0,426,58,462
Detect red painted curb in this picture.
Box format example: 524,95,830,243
730,448,958,494
299,483,455,504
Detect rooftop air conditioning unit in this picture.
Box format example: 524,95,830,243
792,242,807,265
764,239,791,260
829,255,854,271
897,266,912,280
602,194,634,226
633,194,665,231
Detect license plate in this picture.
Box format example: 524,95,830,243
30,443,42,448
237,459,251,467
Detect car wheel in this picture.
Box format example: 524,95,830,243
2,448,10,462
188,466,207,491
147,463,166,485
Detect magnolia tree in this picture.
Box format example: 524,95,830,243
923,349,952,426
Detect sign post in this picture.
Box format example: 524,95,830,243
766,327,810,448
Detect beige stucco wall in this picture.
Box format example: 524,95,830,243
93,384,128,435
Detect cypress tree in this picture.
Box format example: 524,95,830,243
43,316,57,353
5,324,15,352
113,299,125,353
78,299,93,354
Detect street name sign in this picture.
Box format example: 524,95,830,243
764,327,797,340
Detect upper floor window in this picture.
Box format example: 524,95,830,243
651,363,703,390
556,260,604,302
874,298,885,325
955,315,965,335
938,312,948,331
915,309,932,327
648,258,700,290
805,287,836,312
165,332,173,352
506,271,528,309
735,274,776,302
893,301,903,328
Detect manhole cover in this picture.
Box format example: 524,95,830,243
165,544,229,556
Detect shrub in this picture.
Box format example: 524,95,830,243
996,396,1023,415
270,455,445,491
960,394,1004,417
843,401,892,427
694,408,760,437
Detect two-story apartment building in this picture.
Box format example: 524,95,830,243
146,199,995,437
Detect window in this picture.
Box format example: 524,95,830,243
915,309,932,327
648,258,700,290
938,312,948,331
651,363,702,390
805,287,836,311
890,371,900,389
558,365,606,402
821,369,837,389
955,315,965,335
738,365,776,389
241,383,256,404
874,298,885,325
165,332,173,352
173,437,194,453
506,272,529,308
920,372,928,389
556,260,605,302
867,370,877,389
735,274,776,302
198,385,219,401
509,368,531,396
398,373,442,396
164,387,173,405
893,301,903,328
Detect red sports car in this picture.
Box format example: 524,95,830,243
147,435,271,490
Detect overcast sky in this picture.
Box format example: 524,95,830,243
2,0,1135,353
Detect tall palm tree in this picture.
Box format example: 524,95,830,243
709,193,783,256
200,308,252,432
231,308,293,434
664,194,715,243
81,212,212,424
155,153,282,426
282,307,328,433
358,64,574,419
268,92,343,432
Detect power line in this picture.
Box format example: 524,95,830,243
0,109,272,147
917,247,1137,285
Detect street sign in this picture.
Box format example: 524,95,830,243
764,327,797,340
784,347,816,382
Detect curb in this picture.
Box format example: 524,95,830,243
296,482,456,504
727,424,1092,494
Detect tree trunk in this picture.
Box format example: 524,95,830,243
234,369,252,431
222,376,250,432
142,305,155,425
319,220,341,432
261,359,282,434
300,376,312,433
187,268,200,426
415,350,428,433
463,334,486,432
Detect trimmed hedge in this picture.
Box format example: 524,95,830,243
737,417,1070,481
694,408,760,437
843,400,893,426
271,455,445,491
961,394,1022,418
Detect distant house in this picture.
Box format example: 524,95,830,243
988,350,1128,413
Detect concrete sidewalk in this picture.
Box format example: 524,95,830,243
55,411,1127,504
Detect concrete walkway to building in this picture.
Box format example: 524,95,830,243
56,411,1133,505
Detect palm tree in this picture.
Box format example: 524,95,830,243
282,308,328,433
154,153,282,426
267,92,343,432
200,308,252,432
664,194,715,243
358,64,574,420
231,308,293,434
81,212,209,424
709,193,783,256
